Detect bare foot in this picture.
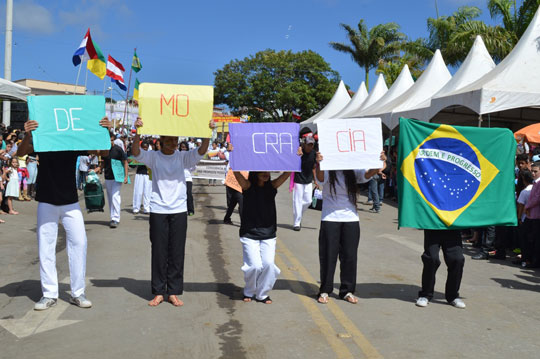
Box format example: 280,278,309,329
148,295,164,307
0,219,5,224
243,295,252,303
168,295,184,307
8,211,19,215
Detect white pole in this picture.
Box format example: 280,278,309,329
3,0,13,127
74,63,83,94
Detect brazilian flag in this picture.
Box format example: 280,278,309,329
398,118,517,229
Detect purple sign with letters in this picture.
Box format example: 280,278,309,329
229,123,301,171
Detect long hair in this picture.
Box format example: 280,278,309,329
328,170,358,206
248,171,260,186
179,141,189,151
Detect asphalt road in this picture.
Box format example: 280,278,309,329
0,176,539,359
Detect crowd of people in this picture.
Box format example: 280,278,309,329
2,117,537,312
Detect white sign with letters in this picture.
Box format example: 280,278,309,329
317,118,383,171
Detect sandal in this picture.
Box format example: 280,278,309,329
168,295,184,307
343,292,358,304
148,295,164,307
256,296,272,304
317,293,329,304
243,295,253,303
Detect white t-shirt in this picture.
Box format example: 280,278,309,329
134,148,202,214
320,170,369,222
518,184,534,221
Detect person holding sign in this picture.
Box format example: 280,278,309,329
16,118,111,311
131,117,214,307
233,169,291,304
314,151,386,304
292,135,318,231
102,133,128,229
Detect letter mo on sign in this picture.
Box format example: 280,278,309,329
252,133,294,154
160,94,189,117
336,129,366,152
54,108,84,131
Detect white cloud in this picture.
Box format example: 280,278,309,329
13,1,56,34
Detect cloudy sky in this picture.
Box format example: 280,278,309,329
0,0,496,100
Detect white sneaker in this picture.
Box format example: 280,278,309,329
70,294,92,308
415,297,429,307
450,298,466,309
34,297,57,311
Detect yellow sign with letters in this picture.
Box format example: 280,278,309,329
138,83,213,137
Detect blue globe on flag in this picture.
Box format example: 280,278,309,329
414,138,481,211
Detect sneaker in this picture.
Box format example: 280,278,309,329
366,200,373,205
293,226,301,231
223,218,233,225
70,294,92,308
450,298,466,309
133,209,140,214
369,208,380,213
110,221,118,229
415,297,429,307
34,297,57,311
188,212,194,216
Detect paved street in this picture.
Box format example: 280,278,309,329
0,175,539,359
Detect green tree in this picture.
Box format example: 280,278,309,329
376,53,424,85
213,49,340,122
329,20,405,88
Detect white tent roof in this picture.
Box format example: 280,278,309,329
343,74,388,118
300,80,351,131
332,81,368,118
357,64,415,118
0,78,30,101
372,50,451,129
434,7,540,116
399,36,496,122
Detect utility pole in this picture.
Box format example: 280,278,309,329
435,0,439,18
3,0,13,127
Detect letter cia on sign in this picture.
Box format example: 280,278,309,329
317,118,383,171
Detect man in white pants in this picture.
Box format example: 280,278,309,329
132,141,152,214
292,136,317,231
103,133,128,228
17,118,111,311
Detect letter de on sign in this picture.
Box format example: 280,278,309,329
54,108,84,132
252,132,294,154
160,93,190,117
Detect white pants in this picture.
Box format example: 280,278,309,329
240,237,280,300
37,202,87,298
132,174,151,212
293,182,313,227
105,179,122,222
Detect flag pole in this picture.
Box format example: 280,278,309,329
84,61,89,94
122,47,135,133
74,62,83,94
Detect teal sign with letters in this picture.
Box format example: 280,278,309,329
28,95,110,152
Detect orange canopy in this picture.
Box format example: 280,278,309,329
515,123,540,144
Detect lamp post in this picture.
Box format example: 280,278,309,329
3,0,13,127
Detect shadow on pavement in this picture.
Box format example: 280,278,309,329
0,280,71,303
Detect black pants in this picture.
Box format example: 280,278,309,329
527,219,540,266
149,212,188,296
224,186,243,221
419,230,465,302
186,181,194,214
318,221,360,297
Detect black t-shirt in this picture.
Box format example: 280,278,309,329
103,145,127,180
294,150,316,184
136,165,148,175
239,181,278,240
36,151,85,205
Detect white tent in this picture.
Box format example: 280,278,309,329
332,81,368,118
371,50,451,130
398,36,496,122
300,80,350,131
429,8,540,127
0,78,30,101
356,65,415,119
342,74,388,118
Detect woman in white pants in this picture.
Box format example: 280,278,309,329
103,133,128,228
234,170,291,304
132,141,152,214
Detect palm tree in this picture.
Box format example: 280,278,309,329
329,20,405,88
376,53,424,85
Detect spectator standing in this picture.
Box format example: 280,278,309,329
292,136,317,231
103,133,128,228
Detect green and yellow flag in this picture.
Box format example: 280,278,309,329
86,40,106,80
133,78,140,101
398,118,517,229
132,50,142,73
